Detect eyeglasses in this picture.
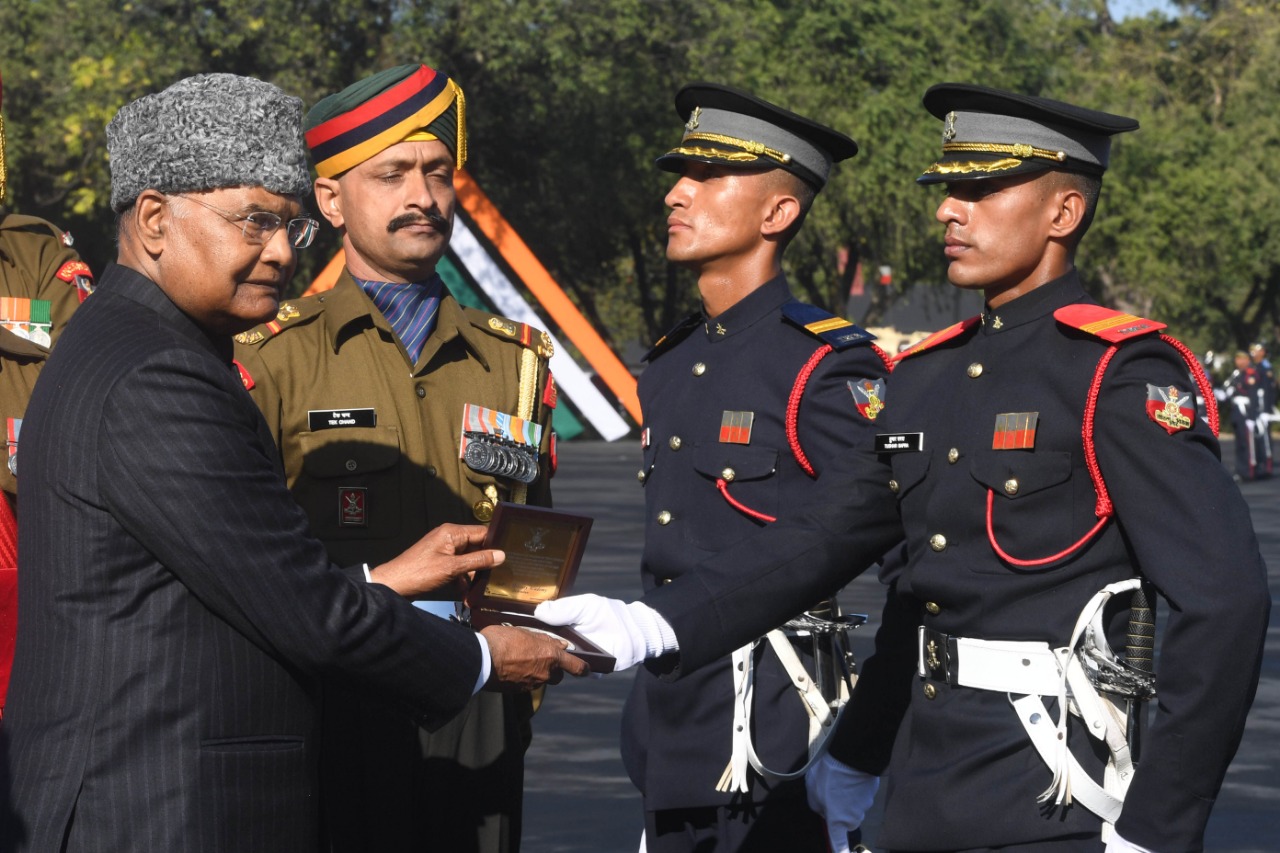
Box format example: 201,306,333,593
169,194,319,249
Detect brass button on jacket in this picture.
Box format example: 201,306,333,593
668,435,683,451
923,683,937,699
657,510,673,525
925,601,941,615
948,448,960,464
967,363,984,378
1004,478,1019,495
692,362,706,376
929,533,947,552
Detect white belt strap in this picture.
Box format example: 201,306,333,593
920,579,1144,838
718,629,851,793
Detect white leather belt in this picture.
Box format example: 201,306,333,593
917,627,1061,695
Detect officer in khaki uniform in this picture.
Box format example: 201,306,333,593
1,68,93,712
234,64,555,853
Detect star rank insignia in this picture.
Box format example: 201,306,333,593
1146,384,1194,434
848,378,886,421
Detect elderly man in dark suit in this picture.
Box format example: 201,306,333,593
0,72,586,853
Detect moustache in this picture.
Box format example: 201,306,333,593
388,212,450,233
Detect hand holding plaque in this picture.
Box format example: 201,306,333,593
465,503,615,673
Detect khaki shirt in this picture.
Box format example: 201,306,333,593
234,273,555,578
0,213,92,348
0,329,46,502
0,214,91,502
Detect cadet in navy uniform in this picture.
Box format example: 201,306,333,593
806,85,1271,852
542,86,1269,852
1224,350,1270,480
615,83,885,851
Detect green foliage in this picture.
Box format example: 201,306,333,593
1,0,1276,354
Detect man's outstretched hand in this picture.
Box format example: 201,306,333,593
371,523,502,598
481,625,590,690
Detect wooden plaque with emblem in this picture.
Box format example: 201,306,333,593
465,503,614,673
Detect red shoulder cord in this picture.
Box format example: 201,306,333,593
717,342,894,522
988,334,1219,568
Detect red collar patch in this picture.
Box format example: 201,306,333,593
894,316,981,362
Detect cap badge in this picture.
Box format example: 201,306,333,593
685,106,702,132
942,111,958,142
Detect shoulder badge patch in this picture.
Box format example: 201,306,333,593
1146,384,1194,434
894,316,982,362
780,302,874,350
1054,304,1165,342
55,260,92,284
848,378,886,420
542,372,558,410
233,359,255,390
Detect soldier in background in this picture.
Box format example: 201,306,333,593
234,64,556,853
0,67,94,714
1225,349,1271,480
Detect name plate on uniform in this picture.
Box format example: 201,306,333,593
875,432,924,453
465,503,614,673
307,408,376,430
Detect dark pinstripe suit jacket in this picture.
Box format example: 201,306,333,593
1,264,482,852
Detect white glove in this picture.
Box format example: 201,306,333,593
1104,829,1158,853
534,594,677,671
805,752,878,853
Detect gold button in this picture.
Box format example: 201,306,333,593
967,363,984,378
692,362,706,376
669,436,683,451
472,500,495,522
1004,478,1019,495
416,386,426,398
662,578,673,585
637,469,647,483
929,533,947,552
947,448,959,464
657,510,673,526
925,601,940,615
888,479,900,494
721,467,735,482
923,683,937,699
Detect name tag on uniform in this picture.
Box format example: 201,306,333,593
876,432,924,453
307,408,376,430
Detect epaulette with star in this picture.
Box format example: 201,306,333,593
464,307,555,360
781,302,875,350
1053,304,1165,342
893,316,982,363
642,312,702,363
233,299,322,347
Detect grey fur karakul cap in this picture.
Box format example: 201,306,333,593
107,73,312,212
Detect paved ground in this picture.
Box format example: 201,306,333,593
521,439,1278,852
